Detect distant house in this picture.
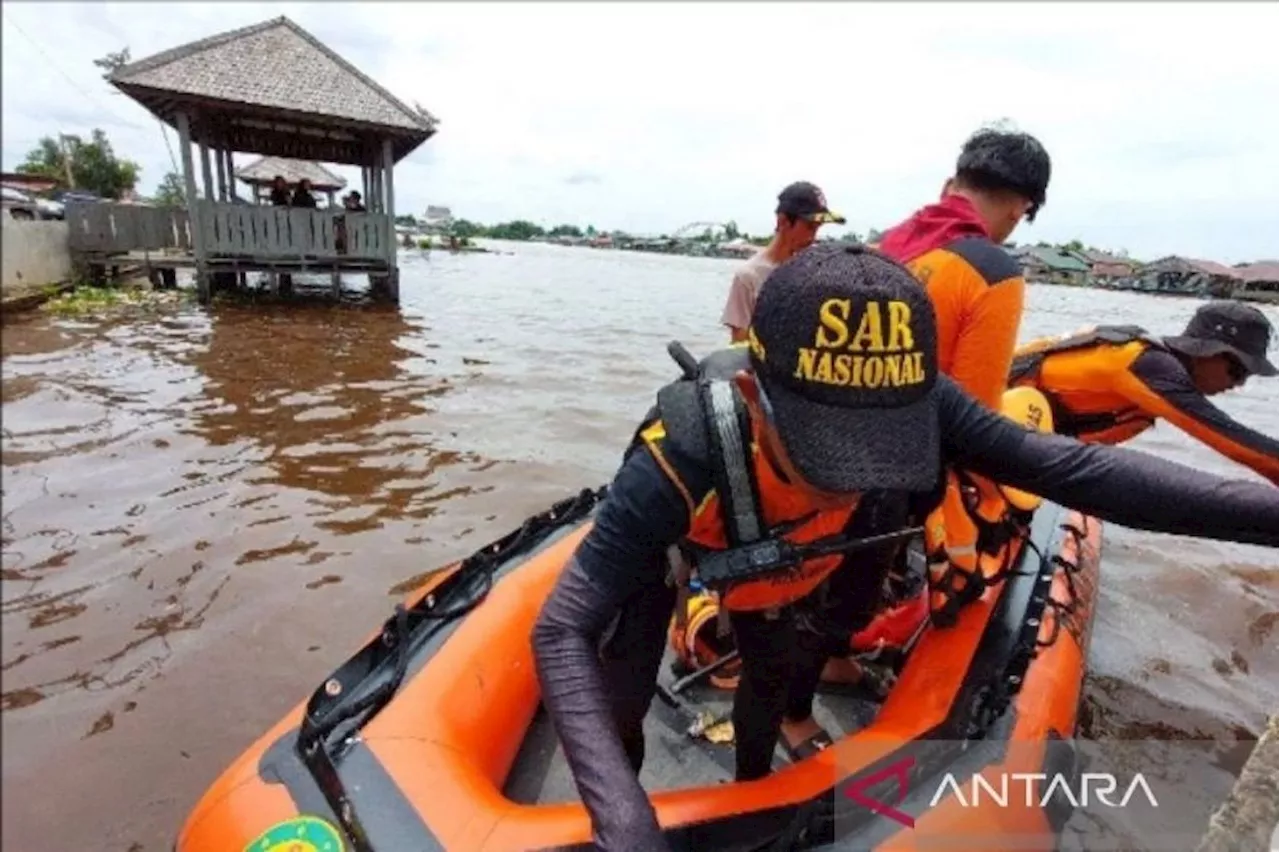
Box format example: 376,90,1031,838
715,238,758,259
1231,260,1279,304
1,172,60,194
1131,256,1241,298
1063,248,1141,283
1015,246,1090,287
421,205,453,234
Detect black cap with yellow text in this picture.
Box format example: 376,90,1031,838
746,242,940,493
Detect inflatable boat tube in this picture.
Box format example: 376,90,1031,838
174,481,1103,852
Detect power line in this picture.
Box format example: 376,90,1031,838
3,8,180,180
1,10,144,132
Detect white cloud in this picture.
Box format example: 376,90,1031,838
2,1,1276,262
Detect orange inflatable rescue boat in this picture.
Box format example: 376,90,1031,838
176,389,1104,852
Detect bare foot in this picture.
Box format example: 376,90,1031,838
820,656,866,685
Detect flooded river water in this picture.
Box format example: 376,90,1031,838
2,240,1276,851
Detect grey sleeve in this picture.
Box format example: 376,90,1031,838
937,377,1278,547
531,444,706,851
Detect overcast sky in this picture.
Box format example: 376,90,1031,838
2,1,1276,263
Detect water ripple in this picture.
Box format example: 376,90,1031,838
0,241,1275,851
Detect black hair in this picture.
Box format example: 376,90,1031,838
953,127,1052,222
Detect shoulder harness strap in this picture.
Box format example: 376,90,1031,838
1010,324,1159,389
699,377,764,547
663,341,767,633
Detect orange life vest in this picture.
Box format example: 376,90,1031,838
920,386,1057,627
1007,324,1166,442
634,344,900,617
681,418,862,612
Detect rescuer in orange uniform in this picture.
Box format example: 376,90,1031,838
1008,301,1278,483
788,127,1055,740
875,126,1051,409
530,242,1279,852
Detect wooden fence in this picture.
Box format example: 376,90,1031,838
66,202,191,254
66,201,390,262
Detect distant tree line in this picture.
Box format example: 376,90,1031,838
395,216,874,246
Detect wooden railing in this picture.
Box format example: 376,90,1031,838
66,201,390,262
198,202,388,261
66,202,191,254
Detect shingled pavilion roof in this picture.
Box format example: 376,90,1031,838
235,156,347,191
108,16,438,166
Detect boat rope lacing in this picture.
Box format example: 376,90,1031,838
295,484,609,852
968,519,1089,739
762,517,1091,850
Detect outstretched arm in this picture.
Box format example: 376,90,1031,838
937,378,1278,547
532,436,706,852
1117,348,1278,483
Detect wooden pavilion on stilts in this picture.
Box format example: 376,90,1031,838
65,16,438,305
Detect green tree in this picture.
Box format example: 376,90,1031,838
1063,239,1085,253
487,220,545,241
395,214,418,227
450,219,485,239
549,224,583,238
18,129,140,199
585,224,597,237
723,220,740,241
153,171,186,206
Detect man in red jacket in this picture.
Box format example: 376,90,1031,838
784,128,1053,754
875,127,1052,409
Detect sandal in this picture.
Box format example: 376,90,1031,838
781,729,835,762
817,662,896,701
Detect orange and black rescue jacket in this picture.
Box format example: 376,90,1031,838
624,344,1020,627
876,206,1033,623
1009,325,1279,484
625,345,914,614
876,197,1027,411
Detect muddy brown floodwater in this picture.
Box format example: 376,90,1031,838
2,241,1277,851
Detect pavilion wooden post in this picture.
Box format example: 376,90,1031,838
198,136,215,202
197,130,231,295
224,151,238,201
176,111,209,304
214,146,227,200
382,138,399,301
223,149,245,287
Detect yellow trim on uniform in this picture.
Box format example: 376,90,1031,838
641,421,696,519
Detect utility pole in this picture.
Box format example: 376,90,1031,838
58,134,75,190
